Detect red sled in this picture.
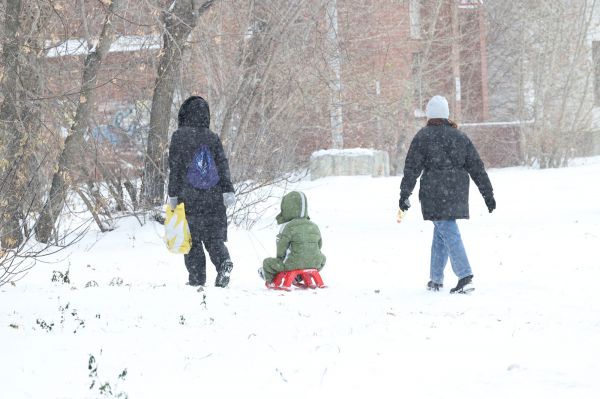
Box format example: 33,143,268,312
266,269,326,291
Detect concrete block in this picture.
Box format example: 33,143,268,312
310,148,390,180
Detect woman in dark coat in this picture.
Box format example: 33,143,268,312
398,95,495,293
167,96,236,288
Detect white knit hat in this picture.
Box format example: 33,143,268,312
425,95,449,119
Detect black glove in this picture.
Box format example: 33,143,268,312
399,197,411,211
485,196,496,213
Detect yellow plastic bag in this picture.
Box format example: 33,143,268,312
396,209,405,223
164,203,192,254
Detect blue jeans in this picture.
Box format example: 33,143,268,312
430,220,473,284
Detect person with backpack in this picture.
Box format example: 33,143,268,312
398,95,495,294
167,96,236,288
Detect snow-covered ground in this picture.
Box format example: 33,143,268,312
2,157,599,398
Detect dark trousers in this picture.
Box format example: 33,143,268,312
184,212,231,286
184,239,230,286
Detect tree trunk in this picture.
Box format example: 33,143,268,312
0,0,47,249
0,0,25,249
142,0,216,207
35,0,120,243
450,0,462,123
326,0,344,149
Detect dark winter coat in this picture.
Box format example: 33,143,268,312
168,96,234,241
399,119,494,221
274,191,325,269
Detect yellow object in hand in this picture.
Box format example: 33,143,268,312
164,203,192,254
396,209,405,223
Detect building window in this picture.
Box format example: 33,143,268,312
594,41,600,107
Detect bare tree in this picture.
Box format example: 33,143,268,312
35,0,122,243
142,0,216,207
178,0,333,224
325,0,344,149
0,0,30,249
0,0,51,248
487,0,599,167
0,0,96,286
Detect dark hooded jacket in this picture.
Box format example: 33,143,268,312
168,96,234,240
275,191,325,269
399,119,494,221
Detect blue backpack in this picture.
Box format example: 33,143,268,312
186,144,220,189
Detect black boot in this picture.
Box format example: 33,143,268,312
427,281,443,291
450,275,474,294
215,260,233,288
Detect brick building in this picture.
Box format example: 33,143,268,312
46,0,509,173
331,0,504,170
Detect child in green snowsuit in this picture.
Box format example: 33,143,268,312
259,191,326,283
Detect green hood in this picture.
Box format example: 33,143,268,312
276,191,309,224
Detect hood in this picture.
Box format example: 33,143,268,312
276,191,309,224
178,96,210,129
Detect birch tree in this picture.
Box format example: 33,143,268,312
325,0,344,149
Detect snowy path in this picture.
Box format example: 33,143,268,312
1,158,599,398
